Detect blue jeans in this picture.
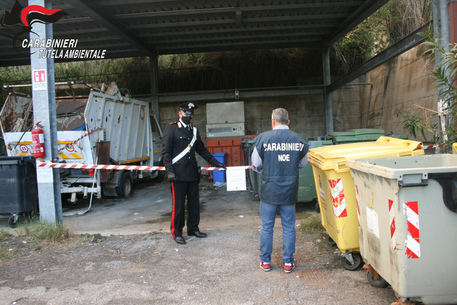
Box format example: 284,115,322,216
259,201,296,264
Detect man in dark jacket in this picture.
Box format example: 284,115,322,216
251,108,309,273
162,102,226,245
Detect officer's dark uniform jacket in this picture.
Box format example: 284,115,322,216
162,121,216,180
254,129,309,205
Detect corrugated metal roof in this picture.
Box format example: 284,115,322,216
0,0,389,66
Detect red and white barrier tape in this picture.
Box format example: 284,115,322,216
422,143,446,150
36,161,253,171
57,126,102,153
49,126,103,163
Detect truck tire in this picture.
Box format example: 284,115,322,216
116,172,133,198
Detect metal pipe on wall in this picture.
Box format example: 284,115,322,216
322,47,334,134
432,0,454,141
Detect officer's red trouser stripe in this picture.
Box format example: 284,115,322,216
170,182,176,238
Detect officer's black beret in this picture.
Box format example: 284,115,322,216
179,102,198,115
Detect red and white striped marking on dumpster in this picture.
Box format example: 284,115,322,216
36,161,252,171
355,185,361,227
405,201,420,259
329,178,347,218
389,199,396,250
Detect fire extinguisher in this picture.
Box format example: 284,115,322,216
31,122,46,159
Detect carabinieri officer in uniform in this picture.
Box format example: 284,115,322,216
162,102,226,245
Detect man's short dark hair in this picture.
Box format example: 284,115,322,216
272,108,289,124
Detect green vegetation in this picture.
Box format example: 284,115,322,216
0,218,71,264
0,230,14,262
401,27,457,152
297,212,324,234
19,219,70,243
403,113,430,142
331,0,432,77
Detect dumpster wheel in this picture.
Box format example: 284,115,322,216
314,199,320,213
326,235,336,246
249,190,259,201
367,272,389,288
8,214,19,228
342,252,363,271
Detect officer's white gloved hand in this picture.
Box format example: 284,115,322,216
168,172,178,182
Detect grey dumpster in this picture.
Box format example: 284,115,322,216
347,154,457,305
0,156,38,227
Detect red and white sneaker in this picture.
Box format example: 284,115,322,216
259,261,271,272
283,262,295,273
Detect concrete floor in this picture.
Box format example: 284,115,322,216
0,177,400,305
61,177,264,236
0,176,269,236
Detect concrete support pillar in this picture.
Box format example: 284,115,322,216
29,0,62,224
322,47,334,133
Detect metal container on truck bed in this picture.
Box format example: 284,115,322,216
0,82,162,201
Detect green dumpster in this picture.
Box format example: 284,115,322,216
242,138,260,200
297,140,333,203
325,129,385,144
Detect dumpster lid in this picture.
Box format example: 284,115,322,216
308,136,423,172
325,129,386,144
213,152,227,156
0,156,36,165
347,154,457,213
308,140,333,149
325,131,353,138
346,154,457,180
349,128,385,135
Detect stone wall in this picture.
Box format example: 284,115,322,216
338,44,437,141
159,94,327,141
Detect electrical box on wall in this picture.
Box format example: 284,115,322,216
206,101,245,138
207,123,245,137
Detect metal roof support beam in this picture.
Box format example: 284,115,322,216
324,0,390,47
150,56,160,126
326,26,427,94
29,0,62,224
322,47,334,134
71,0,156,57
157,87,324,103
